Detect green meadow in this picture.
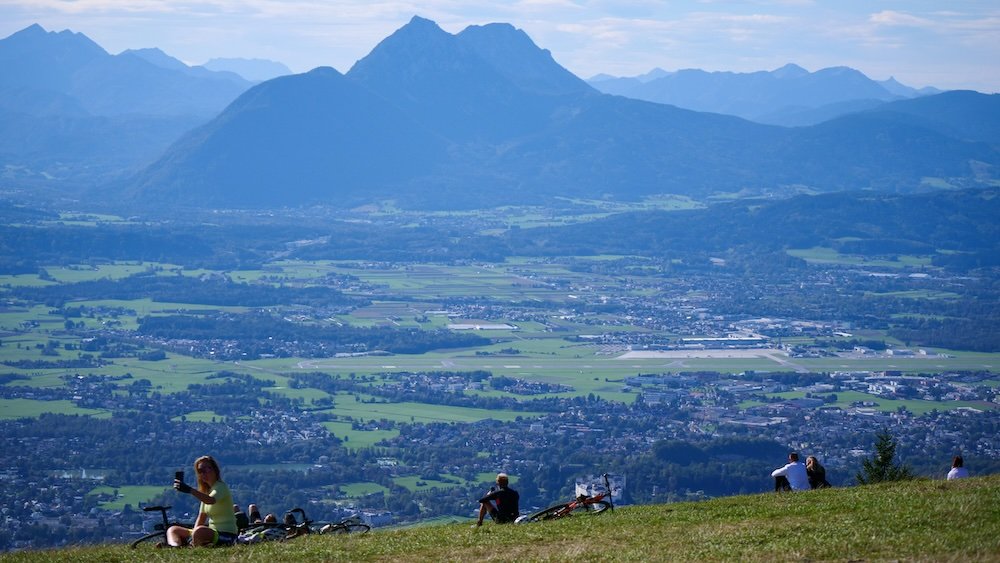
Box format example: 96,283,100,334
340,482,390,498
89,485,169,511
743,389,994,414
787,246,933,268
316,398,540,425
322,421,399,449
0,398,110,419
392,474,469,493
15,475,1000,562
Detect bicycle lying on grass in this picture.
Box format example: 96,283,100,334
239,508,370,543
129,505,192,549
132,505,369,548
316,515,371,535
525,473,616,522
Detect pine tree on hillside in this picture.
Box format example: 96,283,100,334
855,428,915,485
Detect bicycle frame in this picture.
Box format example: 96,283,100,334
526,473,616,522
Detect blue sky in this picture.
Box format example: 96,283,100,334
1,1,997,91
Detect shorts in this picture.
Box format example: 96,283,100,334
213,530,238,546
485,503,515,524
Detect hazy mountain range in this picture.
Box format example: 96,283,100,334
2,18,999,210
0,24,256,187
588,64,943,126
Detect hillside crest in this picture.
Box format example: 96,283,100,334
18,476,999,561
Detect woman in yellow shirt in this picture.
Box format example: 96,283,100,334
167,455,239,547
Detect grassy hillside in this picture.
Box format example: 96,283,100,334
5,475,999,562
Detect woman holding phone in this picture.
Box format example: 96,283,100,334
166,455,238,547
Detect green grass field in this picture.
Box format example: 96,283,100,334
340,482,390,497
744,389,994,414
322,421,399,449
315,399,541,425
0,398,110,419
11,475,999,561
88,485,169,511
787,246,933,268
392,474,470,493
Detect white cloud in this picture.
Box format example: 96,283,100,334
869,10,935,28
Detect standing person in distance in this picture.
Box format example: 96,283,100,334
166,455,239,547
474,473,520,526
771,452,810,491
947,455,970,480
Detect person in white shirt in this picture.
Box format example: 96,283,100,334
947,455,970,480
771,452,810,491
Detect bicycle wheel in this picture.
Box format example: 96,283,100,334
241,524,292,543
321,522,371,534
129,531,166,549
569,500,611,515
526,502,572,522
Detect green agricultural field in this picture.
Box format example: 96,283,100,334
322,421,399,449
53,212,127,224
0,304,57,330
0,398,110,419
865,289,961,300
752,389,994,414
0,274,56,288
44,263,179,283
73,298,246,317
392,474,469,493
787,246,933,268
340,482,390,498
89,485,168,510
473,472,518,486
172,410,229,423
315,398,540,425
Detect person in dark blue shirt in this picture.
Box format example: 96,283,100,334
474,473,520,526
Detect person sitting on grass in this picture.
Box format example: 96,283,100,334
166,455,239,547
233,504,249,531
474,473,520,527
771,452,809,492
947,455,970,480
806,456,832,489
248,503,262,523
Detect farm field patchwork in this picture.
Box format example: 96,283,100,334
740,389,995,414
315,396,541,425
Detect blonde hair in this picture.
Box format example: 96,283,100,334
194,455,222,493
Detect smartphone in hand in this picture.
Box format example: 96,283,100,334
175,470,184,482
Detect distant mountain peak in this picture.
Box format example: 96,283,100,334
772,63,809,78
638,68,671,82
9,22,45,37
817,65,863,76
121,47,189,72
2,23,107,56
456,21,593,96
349,14,452,72
403,14,446,34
